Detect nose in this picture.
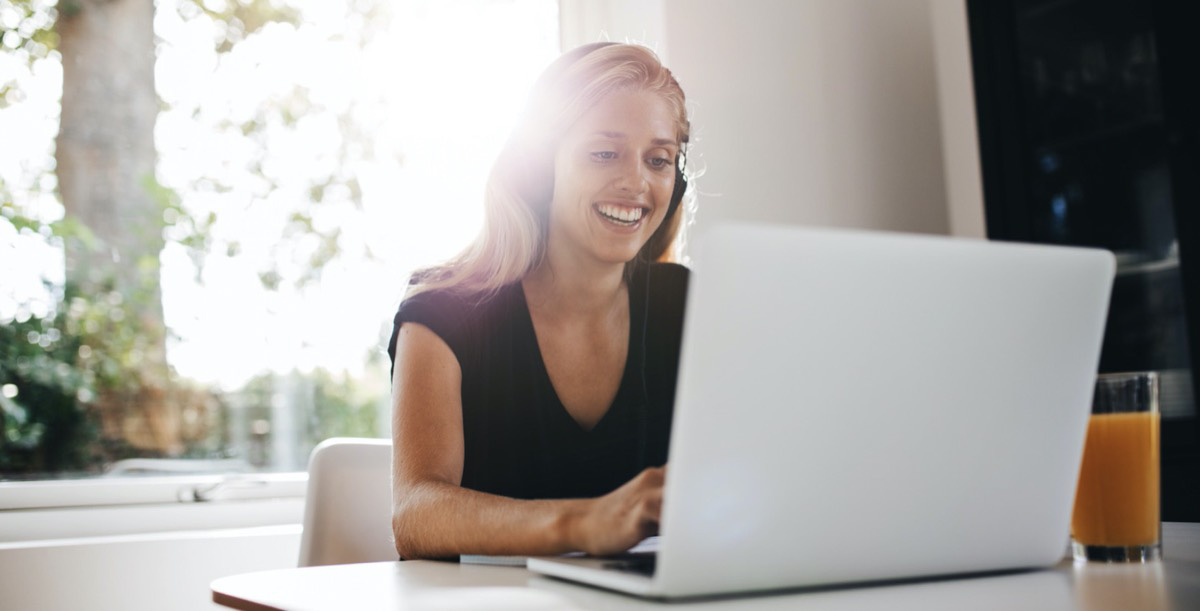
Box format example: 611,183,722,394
614,155,649,196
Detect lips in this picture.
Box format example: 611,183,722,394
593,202,650,230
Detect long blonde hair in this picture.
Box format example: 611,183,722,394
408,43,691,300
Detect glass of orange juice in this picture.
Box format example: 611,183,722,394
1071,371,1161,562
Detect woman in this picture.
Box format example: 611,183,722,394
387,42,691,560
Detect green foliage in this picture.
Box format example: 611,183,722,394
307,368,382,443
228,368,384,469
0,279,235,474
1,192,385,474
284,211,343,286
1,0,392,476
157,5,385,294
0,1,59,54
1,188,167,474
182,0,302,54
0,0,58,109
145,174,217,283
0,305,94,473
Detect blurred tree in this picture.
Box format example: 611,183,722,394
54,0,172,450
1,0,390,475
52,0,314,456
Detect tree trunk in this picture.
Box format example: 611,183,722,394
56,0,176,454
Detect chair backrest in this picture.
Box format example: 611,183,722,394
297,437,397,567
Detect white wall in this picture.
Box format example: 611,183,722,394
561,0,988,243
560,0,668,55
930,0,987,238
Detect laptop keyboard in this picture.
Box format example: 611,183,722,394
602,553,657,577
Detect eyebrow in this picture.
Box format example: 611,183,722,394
593,131,678,147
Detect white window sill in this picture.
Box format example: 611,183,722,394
0,472,307,510
0,474,308,543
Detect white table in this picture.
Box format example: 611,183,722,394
212,522,1200,610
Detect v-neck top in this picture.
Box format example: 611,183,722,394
387,262,689,500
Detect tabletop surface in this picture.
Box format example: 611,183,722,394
212,522,1200,611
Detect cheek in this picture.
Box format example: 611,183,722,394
653,173,677,209
552,165,603,212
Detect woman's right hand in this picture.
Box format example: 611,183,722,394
570,466,666,556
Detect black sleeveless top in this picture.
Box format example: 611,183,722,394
387,263,689,500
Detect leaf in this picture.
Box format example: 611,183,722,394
51,216,99,250
258,269,282,291
187,0,300,54
0,394,29,424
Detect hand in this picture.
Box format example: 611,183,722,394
571,466,665,556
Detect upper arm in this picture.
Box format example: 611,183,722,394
391,322,465,497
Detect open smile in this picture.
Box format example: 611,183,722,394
593,202,650,230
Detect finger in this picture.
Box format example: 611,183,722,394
641,488,664,519
640,521,659,539
639,511,661,538
641,466,666,486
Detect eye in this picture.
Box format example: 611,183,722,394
591,151,618,161
649,157,672,170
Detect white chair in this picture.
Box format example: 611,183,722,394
297,437,398,567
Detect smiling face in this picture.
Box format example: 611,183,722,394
545,89,681,269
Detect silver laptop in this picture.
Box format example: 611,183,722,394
527,223,1115,599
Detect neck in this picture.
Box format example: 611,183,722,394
523,253,627,320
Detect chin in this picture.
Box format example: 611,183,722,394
595,228,662,264
592,246,643,267
596,231,654,264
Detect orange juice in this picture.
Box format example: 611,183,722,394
1071,411,1160,546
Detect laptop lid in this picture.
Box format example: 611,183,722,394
648,224,1114,597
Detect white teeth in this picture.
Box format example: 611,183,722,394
597,204,644,225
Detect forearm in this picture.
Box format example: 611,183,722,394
392,480,590,560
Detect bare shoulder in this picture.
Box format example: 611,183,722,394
392,321,465,486
391,322,462,411
387,284,499,377
394,323,458,374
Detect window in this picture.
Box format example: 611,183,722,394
0,0,559,490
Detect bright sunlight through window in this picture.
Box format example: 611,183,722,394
0,0,559,477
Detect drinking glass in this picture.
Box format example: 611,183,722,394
1070,372,1161,562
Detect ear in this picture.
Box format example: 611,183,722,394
667,156,687,218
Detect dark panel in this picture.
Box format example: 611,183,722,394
968,0,1199,521
1151,0,1200,522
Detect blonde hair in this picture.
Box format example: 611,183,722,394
408,43,691,300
